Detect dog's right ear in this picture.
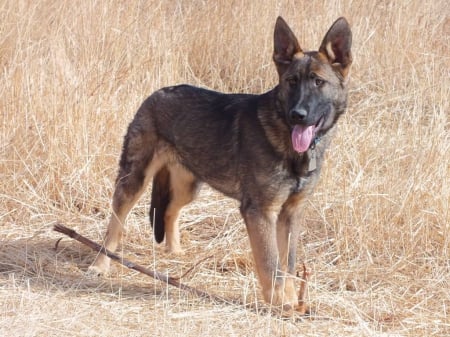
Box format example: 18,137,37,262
273,16,302,77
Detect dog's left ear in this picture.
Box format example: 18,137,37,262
319,17,352,78
273,16,302,77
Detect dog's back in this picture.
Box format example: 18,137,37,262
139,85,262,197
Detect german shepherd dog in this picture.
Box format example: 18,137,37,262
89,17,352,312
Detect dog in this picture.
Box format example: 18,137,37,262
89,16,352,313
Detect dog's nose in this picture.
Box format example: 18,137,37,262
289,108,308,122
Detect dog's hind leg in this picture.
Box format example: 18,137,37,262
89,122,164,275
151,164,198,254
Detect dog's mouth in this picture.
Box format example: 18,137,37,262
291,116,324,153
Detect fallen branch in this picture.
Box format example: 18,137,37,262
296,263,311,315
53,223,231,304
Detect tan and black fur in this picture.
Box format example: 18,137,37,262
89,17,352,312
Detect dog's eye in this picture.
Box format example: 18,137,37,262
310,72,324,87
287,77,298,87
314,77,324,87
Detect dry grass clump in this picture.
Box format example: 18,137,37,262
1,0,449,336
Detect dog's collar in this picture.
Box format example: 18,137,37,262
310,136,321,150
307,136,321,172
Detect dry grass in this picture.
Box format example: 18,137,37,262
1,0,449,336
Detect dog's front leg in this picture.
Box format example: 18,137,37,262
276,197,305,310
240,205,296,311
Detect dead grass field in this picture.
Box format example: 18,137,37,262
1,0,449,336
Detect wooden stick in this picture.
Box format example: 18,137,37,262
53,223,231,304
296,263,311,315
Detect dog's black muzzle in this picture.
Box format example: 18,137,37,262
288,107,324,130
289,107,308,123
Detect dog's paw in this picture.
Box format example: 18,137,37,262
86,265,109,277
294,303,311,316
165,246,185,256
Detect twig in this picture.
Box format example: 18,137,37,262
53,223,231,304
296,263,311,315
171,255,214,281
54,237,63,251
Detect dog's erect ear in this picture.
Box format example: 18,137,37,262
273,16,302,77
319,17,352,78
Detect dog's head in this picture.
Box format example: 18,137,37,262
273,17,352,153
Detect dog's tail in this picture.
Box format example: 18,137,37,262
149,166,171,243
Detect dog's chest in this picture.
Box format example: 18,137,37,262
287,150,319,194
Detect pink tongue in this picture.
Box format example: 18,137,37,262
291,125,314,153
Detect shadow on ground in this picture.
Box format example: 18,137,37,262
0,235,165,299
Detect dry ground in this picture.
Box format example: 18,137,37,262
1,1,449,336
